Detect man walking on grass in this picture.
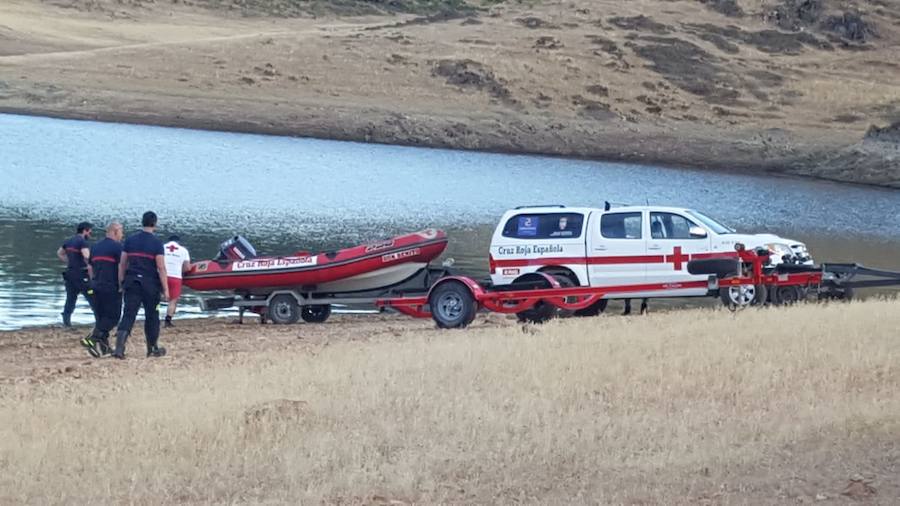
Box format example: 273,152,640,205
81,222,124,357
112,211,170,359
162,235,190,328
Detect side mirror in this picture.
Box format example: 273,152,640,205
689,226,708,238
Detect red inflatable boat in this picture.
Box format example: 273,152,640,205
183,229,448,294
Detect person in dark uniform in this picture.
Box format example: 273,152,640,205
113,211,170,359
81,222,124,357
56,221,95,327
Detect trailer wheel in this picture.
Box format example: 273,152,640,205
429,281,477,329
301,304,331,323
819,286,854,302
268,294,300,324
719,284,766,309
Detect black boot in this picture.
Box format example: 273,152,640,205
97,330,111,355
147,345,167,358
112,330,128,359
164,316,174,328
61,312,72,327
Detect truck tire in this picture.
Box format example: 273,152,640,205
719,284,766,309
513,273,557,324
772,285,803,305
550,274,577,318
268,294,300,324
574,299,609,317
429,281,477,329
301,304,331,323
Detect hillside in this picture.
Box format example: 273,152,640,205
1,0,899,186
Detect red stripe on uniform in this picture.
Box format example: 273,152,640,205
127,252,157,259
92,256,116,262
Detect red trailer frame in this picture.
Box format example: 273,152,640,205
375,247,830,327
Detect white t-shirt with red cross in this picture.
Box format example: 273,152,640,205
163,241,191,279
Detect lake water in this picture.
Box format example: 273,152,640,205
2,113,899,329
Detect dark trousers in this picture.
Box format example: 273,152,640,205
116,279,161,352
62,269,95,319
91,289,122,340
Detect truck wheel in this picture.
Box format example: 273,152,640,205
773,286,802,305
512,273,556,324
268,294,300,324
301,304,331,323
574,299,608,317
719,284,766,309
429,281,477,329
550,274,577,318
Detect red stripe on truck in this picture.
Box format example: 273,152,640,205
493,255,668,268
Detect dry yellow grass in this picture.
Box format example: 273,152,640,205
1,300,899,504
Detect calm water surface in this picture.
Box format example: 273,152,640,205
2,114,899,329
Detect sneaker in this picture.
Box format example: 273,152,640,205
112,350,125,360
80,336,100,358
147,346,167,358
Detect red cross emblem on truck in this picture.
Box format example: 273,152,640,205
667,246,689,271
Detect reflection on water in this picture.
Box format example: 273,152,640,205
1,113,899,330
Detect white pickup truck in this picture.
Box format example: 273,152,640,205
489,205,812,307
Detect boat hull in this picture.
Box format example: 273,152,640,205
183,229,448,293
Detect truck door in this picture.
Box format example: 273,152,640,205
587,211,647,291
644,211,711,296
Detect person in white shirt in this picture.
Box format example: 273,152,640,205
162,235,191,328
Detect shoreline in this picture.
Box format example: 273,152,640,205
6,105,894,191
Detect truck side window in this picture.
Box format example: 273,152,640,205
650,212,699,239
600,212,642,239
501,213,584,239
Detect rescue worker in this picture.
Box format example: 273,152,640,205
56,221,95,327
162,235,190,328
80,222,124,357
113,211,170,359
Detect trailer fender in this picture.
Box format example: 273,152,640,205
427,275,486,302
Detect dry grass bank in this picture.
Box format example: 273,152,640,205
1,300,899,504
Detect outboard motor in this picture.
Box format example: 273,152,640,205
214,235,257,261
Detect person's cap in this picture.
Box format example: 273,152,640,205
77,221,93,233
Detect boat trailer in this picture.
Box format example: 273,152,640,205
376,246,900,328
196,246,900,328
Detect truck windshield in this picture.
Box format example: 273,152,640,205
685,210,735,234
